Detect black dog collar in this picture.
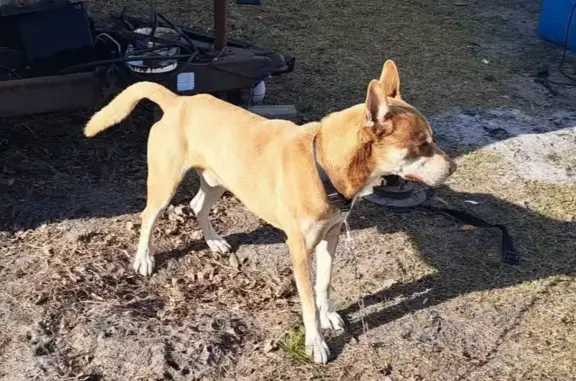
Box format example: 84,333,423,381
313,134,352,213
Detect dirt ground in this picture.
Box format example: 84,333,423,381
1,0,576,380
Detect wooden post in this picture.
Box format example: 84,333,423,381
214,0,227,51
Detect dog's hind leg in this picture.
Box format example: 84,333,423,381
315,222,345,331
133,127,186,276
190,170,231,254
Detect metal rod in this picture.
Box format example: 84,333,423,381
214,0,227,51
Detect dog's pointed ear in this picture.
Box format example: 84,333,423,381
365,80,391,129
379,60,401,99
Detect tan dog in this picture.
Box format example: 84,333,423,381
85,60,456,364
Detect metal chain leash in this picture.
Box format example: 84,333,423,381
342,219,383,373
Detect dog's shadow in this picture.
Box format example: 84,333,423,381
327,189,574,358
153,221,285,270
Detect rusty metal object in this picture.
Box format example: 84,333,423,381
0,71,102,117
214,0,227,51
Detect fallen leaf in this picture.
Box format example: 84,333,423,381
33,294,48,305
113,268,125,280
229,252,240,270
263,339,277,353
460,224,477,232
164,226,179,235
174,205,187,216
275,299,288,306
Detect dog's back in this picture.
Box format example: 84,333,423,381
173,94,322,226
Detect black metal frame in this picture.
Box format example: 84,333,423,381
0,1,294,118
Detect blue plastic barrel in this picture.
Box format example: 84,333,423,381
538,0,576,51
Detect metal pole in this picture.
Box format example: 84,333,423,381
214,0,227,51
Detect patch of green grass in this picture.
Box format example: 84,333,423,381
524,181,576,221
449,151,506,192
458,151,503,168
278,327,309,365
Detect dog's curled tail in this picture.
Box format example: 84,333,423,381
84,81,177,137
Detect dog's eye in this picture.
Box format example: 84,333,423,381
406,140,434,159
417,142,434,157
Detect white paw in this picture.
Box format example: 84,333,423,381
305,334,330,364
320,311,345,331
133,254,155,276
206,237,232,254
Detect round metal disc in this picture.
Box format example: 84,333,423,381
363,181,427,211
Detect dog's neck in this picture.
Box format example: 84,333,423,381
316,105,381,200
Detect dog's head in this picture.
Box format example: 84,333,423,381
361,60,456,187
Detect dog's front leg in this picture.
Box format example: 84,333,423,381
287,234,330,364
315,222,345,331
